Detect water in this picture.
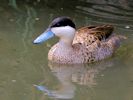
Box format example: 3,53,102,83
0,0,133,100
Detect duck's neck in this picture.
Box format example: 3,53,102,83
48,37,75,63
58,38,73,49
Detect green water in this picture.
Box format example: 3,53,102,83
0,1,133,100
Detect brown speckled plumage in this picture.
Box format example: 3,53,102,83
33,17,126,64
48,25,126,64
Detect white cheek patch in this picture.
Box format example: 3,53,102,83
51,26,75,38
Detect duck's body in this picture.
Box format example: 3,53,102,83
34,17,126,64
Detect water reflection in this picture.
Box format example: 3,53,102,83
0,0,133,100
6,0,133,29
36,59,114,99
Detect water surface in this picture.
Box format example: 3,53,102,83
0,1,133,100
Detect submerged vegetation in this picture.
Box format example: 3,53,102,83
1,0,133,10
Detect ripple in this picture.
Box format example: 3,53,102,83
75,0,133,28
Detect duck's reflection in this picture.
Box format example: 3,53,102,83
36,60,114,99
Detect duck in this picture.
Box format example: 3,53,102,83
33,16,126,64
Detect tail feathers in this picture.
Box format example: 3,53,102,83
108,35,127,50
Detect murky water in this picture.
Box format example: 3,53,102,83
0,0,133,100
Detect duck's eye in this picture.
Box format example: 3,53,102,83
51,23,61,27
56,23,60,27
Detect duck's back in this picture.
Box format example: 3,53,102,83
73,25,114,44
72,25,126,63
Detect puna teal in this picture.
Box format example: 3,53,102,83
33,16,126,64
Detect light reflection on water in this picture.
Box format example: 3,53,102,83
0,1,133,100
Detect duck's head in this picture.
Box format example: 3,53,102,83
33,17,76,45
